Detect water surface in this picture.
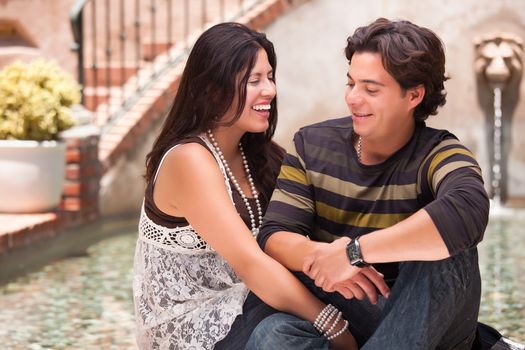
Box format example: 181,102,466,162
0,213,523,349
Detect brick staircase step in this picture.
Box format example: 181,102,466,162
142,41,174,62
83,62,139,87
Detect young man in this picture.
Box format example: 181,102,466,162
248,18,490,349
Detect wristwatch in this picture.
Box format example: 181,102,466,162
346,237,370,268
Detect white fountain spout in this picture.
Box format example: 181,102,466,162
474,33,523,207
491,86,503,209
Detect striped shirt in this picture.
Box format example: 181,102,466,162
258,116,489,282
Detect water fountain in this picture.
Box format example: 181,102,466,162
474,34,525,347
474,33,523,207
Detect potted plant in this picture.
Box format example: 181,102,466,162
0,59,81,213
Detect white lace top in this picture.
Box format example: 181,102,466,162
133,135,253,349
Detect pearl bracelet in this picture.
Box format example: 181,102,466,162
327,319,349,341
313,304,331,327
313,304,335,332
319,307,338,333
313,304,349,341
324,310,343,338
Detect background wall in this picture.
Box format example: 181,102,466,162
0,0,77,72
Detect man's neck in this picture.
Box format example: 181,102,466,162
359,122,416,165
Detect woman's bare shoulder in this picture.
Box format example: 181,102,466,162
163,141,215,168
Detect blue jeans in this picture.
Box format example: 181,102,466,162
246,248,481,350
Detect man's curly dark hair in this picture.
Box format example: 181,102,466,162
345,18,449,121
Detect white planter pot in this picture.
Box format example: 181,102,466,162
0,140,66,213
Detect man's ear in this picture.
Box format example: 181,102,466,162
408,84,425,109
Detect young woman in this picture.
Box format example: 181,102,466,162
133,22,356,349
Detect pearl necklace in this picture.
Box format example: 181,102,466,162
207,130,263,235
356,134,362,162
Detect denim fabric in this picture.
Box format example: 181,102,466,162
247,248,481,350
214,292,276,350
363,248,480,350
245,313,330,350
290,270,385,346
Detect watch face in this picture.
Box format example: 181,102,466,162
346,241,360,264
346,240,369,267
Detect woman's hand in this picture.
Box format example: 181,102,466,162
330,329,358,350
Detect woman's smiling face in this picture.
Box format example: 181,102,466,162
224,48,276,135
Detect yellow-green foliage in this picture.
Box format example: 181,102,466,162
0,59,81,141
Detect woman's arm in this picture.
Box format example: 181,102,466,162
154,143,356,349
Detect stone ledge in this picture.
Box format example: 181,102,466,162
0,213,57,235
0,213,59,255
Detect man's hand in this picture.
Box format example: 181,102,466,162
333,267,390,304
303,237,390,303
303,237,358,291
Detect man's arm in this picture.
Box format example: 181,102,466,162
304,147,490,291
259,132,390,302
257,131,319,270
363,151,490,262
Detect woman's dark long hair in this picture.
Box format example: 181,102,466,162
145,22,284,204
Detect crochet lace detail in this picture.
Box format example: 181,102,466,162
138,207,210,252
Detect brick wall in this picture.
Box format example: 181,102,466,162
61,126,102,224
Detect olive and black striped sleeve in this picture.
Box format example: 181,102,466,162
258,117,489,261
